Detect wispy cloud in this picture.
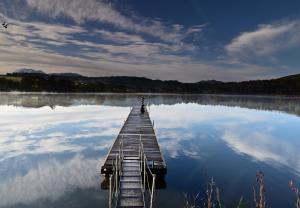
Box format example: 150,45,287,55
1,1,299,81
226,19,300,58
0,10,216,82
25,0,198,44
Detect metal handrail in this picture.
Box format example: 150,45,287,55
139,135,156,208
109,137,123,208
109,134,156,208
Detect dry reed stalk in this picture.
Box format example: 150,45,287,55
216,187,222,208
206,177,222,208
183,192,200,208
207,178,213,208
253,171,266,208
183,177,222,208
289,180,300,208
237,197,245,208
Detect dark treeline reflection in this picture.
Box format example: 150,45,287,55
1,93,300,116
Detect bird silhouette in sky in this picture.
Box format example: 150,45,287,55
2,22,8,29
1,14,8,29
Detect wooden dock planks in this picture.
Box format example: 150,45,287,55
101,106,167,176
117,156,145,207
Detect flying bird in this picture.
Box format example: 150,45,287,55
1,14,8,29
2,22,8,29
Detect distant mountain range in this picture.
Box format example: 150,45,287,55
0,69,299,95
14,68,46,74
13,68,83,77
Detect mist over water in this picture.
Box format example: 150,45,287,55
0,94,300,208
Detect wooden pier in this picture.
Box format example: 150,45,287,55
101,105,166,208
101,106,167,175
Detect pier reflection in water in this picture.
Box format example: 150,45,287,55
0,93,300,207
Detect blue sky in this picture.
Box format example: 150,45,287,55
0,0,300,82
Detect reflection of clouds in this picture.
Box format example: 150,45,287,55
0,105,129,161
223,130,300,175
0,155,102,207
35,137,84,153
151,103,266,129
151,103,267,159
151,103,300,175
158,130,196,158
223,131,283,162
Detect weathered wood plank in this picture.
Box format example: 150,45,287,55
101,106,166,175
117,156,144,207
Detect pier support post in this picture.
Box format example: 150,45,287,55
115,156,118,197
109,175,112,208
143,154,146,191
150,174,156,208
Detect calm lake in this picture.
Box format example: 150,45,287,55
0,93,300,208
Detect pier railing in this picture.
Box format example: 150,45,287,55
108,134,156,208
108,137,123,208
139,135,156,208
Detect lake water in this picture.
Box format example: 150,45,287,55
0,93,300,208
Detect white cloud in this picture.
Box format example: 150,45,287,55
186,24,207,35
226,19,300,57
0,155,102,206
24,0,190,43
0,21,290,81
94,30,145,44
2,2,297,81
0,13,221,82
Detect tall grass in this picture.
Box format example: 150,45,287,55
183,192,200,208
237,197,245,208
253,171,267,208
184,177,222,208
289,180,300,208
184,171,300,208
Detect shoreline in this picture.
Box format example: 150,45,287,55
0,91,300,98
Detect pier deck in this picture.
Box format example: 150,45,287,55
101,106,166,176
